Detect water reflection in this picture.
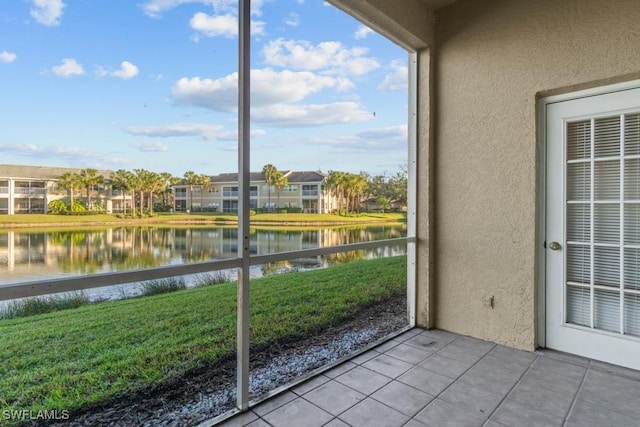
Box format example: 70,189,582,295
0,225,406,286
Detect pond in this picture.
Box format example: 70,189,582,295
0,224,407,301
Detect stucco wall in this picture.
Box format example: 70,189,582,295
433,0,640,349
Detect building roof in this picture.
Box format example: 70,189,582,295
208,171,327,184
0,164,113,180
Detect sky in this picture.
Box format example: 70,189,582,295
0,0,409,178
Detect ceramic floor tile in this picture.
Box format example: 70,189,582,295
324,361,357,379
362,354,414,379
335,366,391,395
403,334,448,353
578,369,640,418
262,398,332,427
252,391,297,417
418,329,458,344
438,380,505,417
384,343,433,364
303,380,365,416
507,378,575,418
339,398,409,427
371,380,434,416
292,374,331,396
434,343,487,365
217,411,259,427
418,354,475,379
413,398,486,427
397,366,455,396
350,350,380,365
566,399,640,427
491,399,563,427
323,419,350,427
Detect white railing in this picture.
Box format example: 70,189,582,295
14,188,46,195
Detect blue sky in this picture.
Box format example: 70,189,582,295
0,0,409,177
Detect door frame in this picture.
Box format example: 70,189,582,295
537,78,640,350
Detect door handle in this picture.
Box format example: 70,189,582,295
549,241,561,251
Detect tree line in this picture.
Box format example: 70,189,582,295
49,164,407,216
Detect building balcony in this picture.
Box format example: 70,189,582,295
0,187,8,194
302,190,319,197
14,188,46,195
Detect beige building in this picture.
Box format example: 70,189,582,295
330,0,640,370
173,170,336,214
0,164,123,214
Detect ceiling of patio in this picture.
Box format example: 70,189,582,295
419,0,458,9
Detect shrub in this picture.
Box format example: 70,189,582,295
0,293,90,319
140,278,186,296
249,210,256,216
47,200,68,214
71,199,86,213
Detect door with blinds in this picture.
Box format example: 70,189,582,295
546,86,640,370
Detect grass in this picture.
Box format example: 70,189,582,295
140,278,187,296
0,256,406,421
0,212,406,228
0,293,91,320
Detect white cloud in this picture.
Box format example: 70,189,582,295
190,12,236,37
252,102,372,127
262,38,379,76
111,61,139,79
30,0,65,26
0,143,39,154
129,141,169,152
356,125,408,141
284,13,300,27
141,0,265,18
172,69,344,112
51,58,84,77
189,12,265,38
0,51,17,63
377,60,408,92
354,25,373,40
0,143,126,165
96,61,139,79
302,124,407,151
124,123,224,140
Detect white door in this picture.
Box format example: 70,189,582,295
546,87,640,370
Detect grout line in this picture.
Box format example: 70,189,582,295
479,349,539,424
561,359,591,427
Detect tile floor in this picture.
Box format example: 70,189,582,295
217,329,640,427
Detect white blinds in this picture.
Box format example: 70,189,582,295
565,113,640,337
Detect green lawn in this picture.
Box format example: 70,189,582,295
0,257,406,421
0,212,406,228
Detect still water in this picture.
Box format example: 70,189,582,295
0,225,406,301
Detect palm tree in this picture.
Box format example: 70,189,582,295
110,169,132,215
159,173,178,207
262,164,278,212
144,171,164,215
183,171,199,213
129,169,146,216
197,174,211,212
326,170,348,214
58,172,81,209
273,171,288,211
79,168,104,210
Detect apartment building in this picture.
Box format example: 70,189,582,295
172,170,334,213
0,164,118,214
